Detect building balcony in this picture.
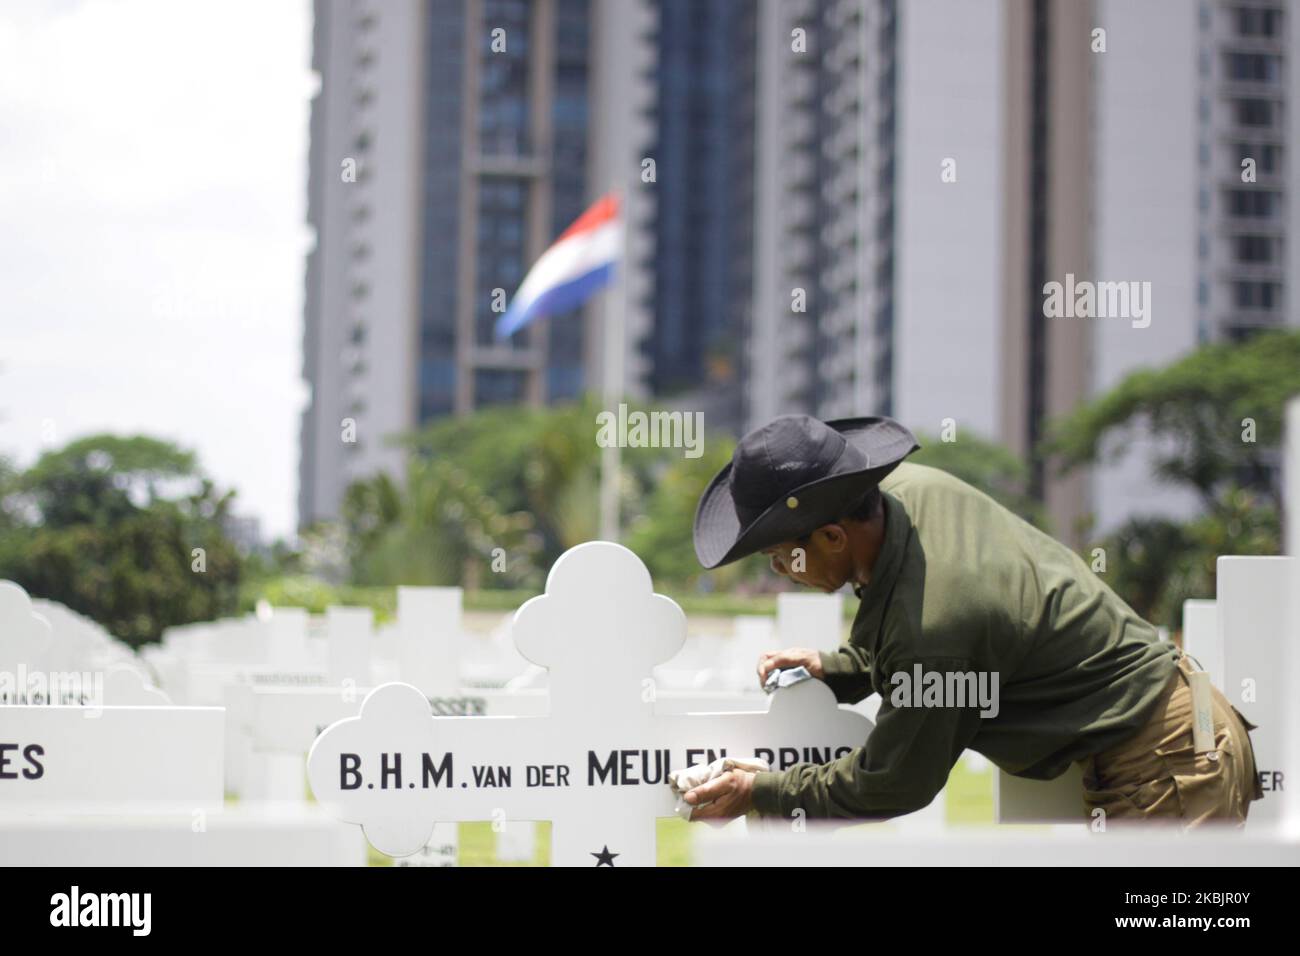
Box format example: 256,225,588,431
784,112,817,145
474,154,547,179
1218,79,1286,99
784,237,816,270
1216,120,1286,143
1217,172,1285,189
1216,217,1286,237
1214,254,1285,278
781,195,817,228
1217,309,1286,334
469,345,545,370
1218,36,1287,58
785,72,817,107
786,154,816,187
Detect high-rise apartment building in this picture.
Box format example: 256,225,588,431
1089,0,1294,536
298,0,652,526
741,0,1295,543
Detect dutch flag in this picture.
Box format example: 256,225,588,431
494,192,621,341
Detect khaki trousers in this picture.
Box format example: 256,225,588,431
1079,653,1263,828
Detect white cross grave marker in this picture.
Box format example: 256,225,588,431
308,542,873,866
1181,599,1221,689
0,581,53,703
101,665,172,706
1218,555,1293,829
1286,396,1300,834
0,581,223,814
777,591,844,654
398,586,462,696
328,605,373,687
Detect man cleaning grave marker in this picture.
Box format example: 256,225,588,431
684,414,1263,827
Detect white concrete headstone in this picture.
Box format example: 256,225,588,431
696,824,1300,867
327,605,373,687
102,665,172,706
726,615,776,689
777,592,844,654
0,808,368,866
1181,599,1221,688
1218,555,1293,829
0,705,224,813
269,607,310,670
0,581,54,700
495,820,537,862
398,587,462,696
393,825,459,867
1286,396,1300,834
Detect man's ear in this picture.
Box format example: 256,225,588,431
815,523,849,553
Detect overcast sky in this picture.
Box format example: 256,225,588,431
0,0,314,539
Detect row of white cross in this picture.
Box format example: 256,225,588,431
0,554,871,865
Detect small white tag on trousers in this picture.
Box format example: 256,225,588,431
1188,669,1215,755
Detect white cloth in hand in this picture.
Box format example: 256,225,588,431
667,756,770,821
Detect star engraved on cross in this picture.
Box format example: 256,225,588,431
307,542,874,866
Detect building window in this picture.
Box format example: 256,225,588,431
1233,281,1280,309
1225,53,1281,82
1234,235,1275,263
479,0,532,157
473,368,527,406
1237,7,1281,36
1260,144,1282,172
1226,189,1279,218
1233,142,1283,173
1234,98,1275,126
419,358,457,419
475,177,529,345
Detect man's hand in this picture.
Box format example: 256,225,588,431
757,647,823,688
684,769,757,824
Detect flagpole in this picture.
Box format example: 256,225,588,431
598,186,626,542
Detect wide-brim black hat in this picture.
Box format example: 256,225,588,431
693,415,919,570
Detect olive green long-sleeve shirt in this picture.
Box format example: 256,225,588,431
750,462,1180,820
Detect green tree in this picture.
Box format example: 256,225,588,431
1047,330,1300,509
1045,330,1298,626
911,431,1046,529
0,435,242,646
341,399,731,590
625,434,746,587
